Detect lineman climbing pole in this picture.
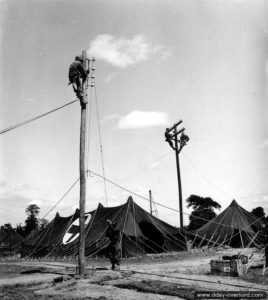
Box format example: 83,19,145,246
165,120,190,228
78,50,89,276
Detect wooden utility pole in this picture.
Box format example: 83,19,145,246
174,127,184,228
165,120,189,229
149,190,152,215
265,224,268,268
78,50,88,276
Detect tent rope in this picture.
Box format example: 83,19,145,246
86,169,267,235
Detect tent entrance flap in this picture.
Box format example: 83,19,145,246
138,221,164,253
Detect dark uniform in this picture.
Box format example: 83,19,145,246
68,56,88,99
178,132,190,152
165,128,175,150
106,222,121,270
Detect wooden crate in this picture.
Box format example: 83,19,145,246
210,260,231,276
210,259,247,277
230,259,247,276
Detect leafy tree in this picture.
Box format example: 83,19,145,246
186,195,221,230
25,204,40,234
251,207,265,219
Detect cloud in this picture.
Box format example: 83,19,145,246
87,34,171,68
117,111,169,129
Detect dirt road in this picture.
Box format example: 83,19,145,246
0,249,267,299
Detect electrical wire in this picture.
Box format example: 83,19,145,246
119,152,170,184
93,84,108,205
182,152,232,199
86,168,268,239
41,177,80,220
0,99,79,135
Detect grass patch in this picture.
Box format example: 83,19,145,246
115,279,196,299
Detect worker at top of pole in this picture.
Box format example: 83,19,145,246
180,132,190,146
68,55,89,102
165,128,175,150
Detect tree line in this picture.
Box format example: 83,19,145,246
186,194,268,231
1,204,48,237
1,198,267,237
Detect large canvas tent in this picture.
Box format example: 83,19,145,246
20,196,187,258
0,229,23,254
193,199,264,248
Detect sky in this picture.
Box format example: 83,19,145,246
1,0,268,228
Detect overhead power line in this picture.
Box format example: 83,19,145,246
0,99,79,135
86,169,265,233
42,177,80,220
181,152,232,199
38,168,266,249
119,152,170,184
93,84,108,205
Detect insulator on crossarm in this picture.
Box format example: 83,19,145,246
91,75,95,79
92,66,96,71
91,82,95,87
92,57,96,62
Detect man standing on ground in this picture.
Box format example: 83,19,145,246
106,219,121,270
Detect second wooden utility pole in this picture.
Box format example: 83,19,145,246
174,127,184,228
78,50,88,276
165,120,189,229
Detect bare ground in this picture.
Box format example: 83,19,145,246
0,248,267,300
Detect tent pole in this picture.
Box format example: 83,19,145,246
206,233,214,248
198,234,206,248
245,231,257,248
212,234,220,248
192,232,198,245
228,231,233,247
219,234,227,248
